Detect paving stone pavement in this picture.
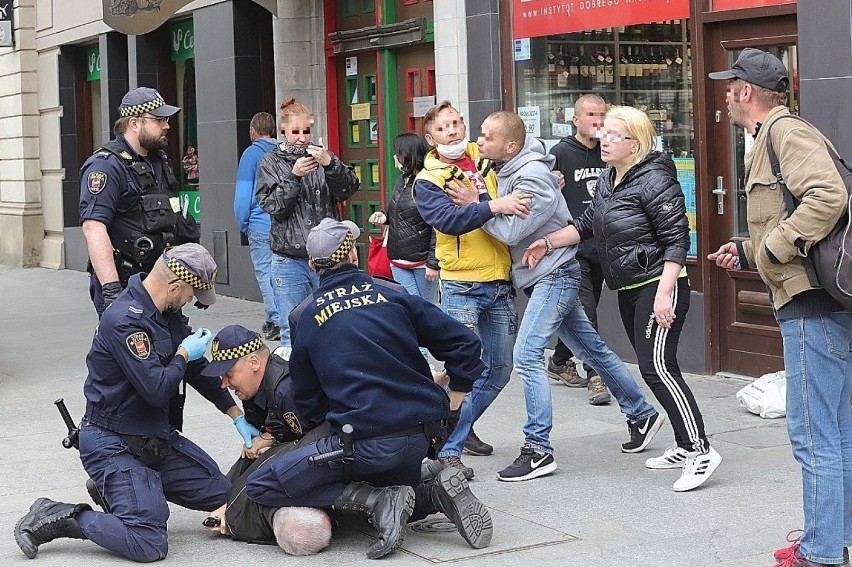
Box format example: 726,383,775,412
0,266,802,566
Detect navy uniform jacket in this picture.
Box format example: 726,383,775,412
83,274,236,438
79,134,170,230
288,264,484,439
244,349,306,443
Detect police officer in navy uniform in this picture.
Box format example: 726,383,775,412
243,219,494,559
14,244,259,562
198,324,335,549
80,87,199,317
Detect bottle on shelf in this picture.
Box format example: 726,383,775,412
619,47,630,90
604,47,615,86
569,48,580,90
579,47,593,90
686,47,693,83
629,46,641,90
641,47,653,90
595,49,606,87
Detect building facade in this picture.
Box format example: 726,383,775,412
1,0,847,376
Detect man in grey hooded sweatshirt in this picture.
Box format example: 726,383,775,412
448,111,662,483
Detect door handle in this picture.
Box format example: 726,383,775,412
712,176,726,214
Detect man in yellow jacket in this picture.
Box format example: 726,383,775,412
414,101,531,479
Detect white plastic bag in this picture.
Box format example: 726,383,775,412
736,370,787,419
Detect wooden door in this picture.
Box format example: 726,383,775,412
705,16,798,376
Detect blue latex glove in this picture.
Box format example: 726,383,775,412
179,327,213,361
234,415,261,448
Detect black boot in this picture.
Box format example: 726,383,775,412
408,480,439,524
429,468,492,549
333,482,415,559
14,498,91,559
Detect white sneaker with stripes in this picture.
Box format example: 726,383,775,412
645,446,690,469
672,447,722,492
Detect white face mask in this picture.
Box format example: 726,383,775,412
436,138,468,160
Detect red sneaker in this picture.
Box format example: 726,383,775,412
774,529,803,561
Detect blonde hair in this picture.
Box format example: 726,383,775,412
606,106,656,165
280,97,312,124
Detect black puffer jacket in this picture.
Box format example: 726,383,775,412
255,145,359,257
575,151,689,290
383,175,438,269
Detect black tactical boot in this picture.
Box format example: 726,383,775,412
429,468,492,549
85,478,110,513
334,482,415,559
14,498,91,559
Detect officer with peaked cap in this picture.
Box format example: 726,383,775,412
14,243,254,562
79,86,200,318
243,218,495,559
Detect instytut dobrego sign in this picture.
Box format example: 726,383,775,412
0,0,13,48
513,0,690,40
103,0,194,35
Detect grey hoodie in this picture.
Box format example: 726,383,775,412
483,136,576,289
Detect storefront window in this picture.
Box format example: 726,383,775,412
85,45,104,150
514,22,692,158
170,18,200,222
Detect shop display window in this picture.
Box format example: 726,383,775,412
514,21,693,159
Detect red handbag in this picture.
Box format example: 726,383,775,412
367,229,393,279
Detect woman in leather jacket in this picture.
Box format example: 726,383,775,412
524,106,721,492
368,133,439,303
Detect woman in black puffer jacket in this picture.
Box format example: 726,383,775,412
524,106,721,493
369,133,439,303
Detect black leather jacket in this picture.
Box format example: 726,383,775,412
384,175,438,269
575,151,690,290
255,145,359,257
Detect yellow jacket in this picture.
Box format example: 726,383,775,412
415,143,511,282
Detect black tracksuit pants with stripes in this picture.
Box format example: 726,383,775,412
618,276,709,453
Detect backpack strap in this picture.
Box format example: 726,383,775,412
765,114,806,217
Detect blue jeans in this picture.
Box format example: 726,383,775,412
780,311,852,565
247,229,279,325
390,265,438,304
517,262,657,454
271,255,319,347
391,264,438,363
438,280,518,459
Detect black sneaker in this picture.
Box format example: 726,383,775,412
463,429,493,456
621,413,667,453
262,321,281,341
497,447,557,482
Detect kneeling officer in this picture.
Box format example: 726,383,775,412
243,219,494,559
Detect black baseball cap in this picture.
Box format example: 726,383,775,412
708,48,789,92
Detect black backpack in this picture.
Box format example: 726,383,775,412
766,114,852,311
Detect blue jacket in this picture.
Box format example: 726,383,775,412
234,137,277,234
83,274,236,438
288,265,483,439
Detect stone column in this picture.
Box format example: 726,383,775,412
0,0,43,267
464,0,501,138
798,0,852,156
433,0,470,122
273,0,327,140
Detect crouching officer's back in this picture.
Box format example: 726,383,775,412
14,243,250,563
243,219,494,559
79,87,200,317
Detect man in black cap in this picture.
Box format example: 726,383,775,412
14,243,253,562
242,218,494,559
79,86,200,317
709,49,851,567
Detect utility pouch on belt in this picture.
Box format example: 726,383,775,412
424,421,447,460
140,193,179,234
121,434,170,467
168,381,187,432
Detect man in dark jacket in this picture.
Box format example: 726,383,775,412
255,99,359,351
244,218,493,559
548,94,611,405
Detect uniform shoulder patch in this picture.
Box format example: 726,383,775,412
126,331,151,360
87,171,108,194
282,412,303,436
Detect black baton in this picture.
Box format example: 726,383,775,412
54,398,80,450
308,424,354,467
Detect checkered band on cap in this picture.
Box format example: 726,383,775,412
311,229,355,267
166,258,214,290
211,335,264,362
120,95,166,118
